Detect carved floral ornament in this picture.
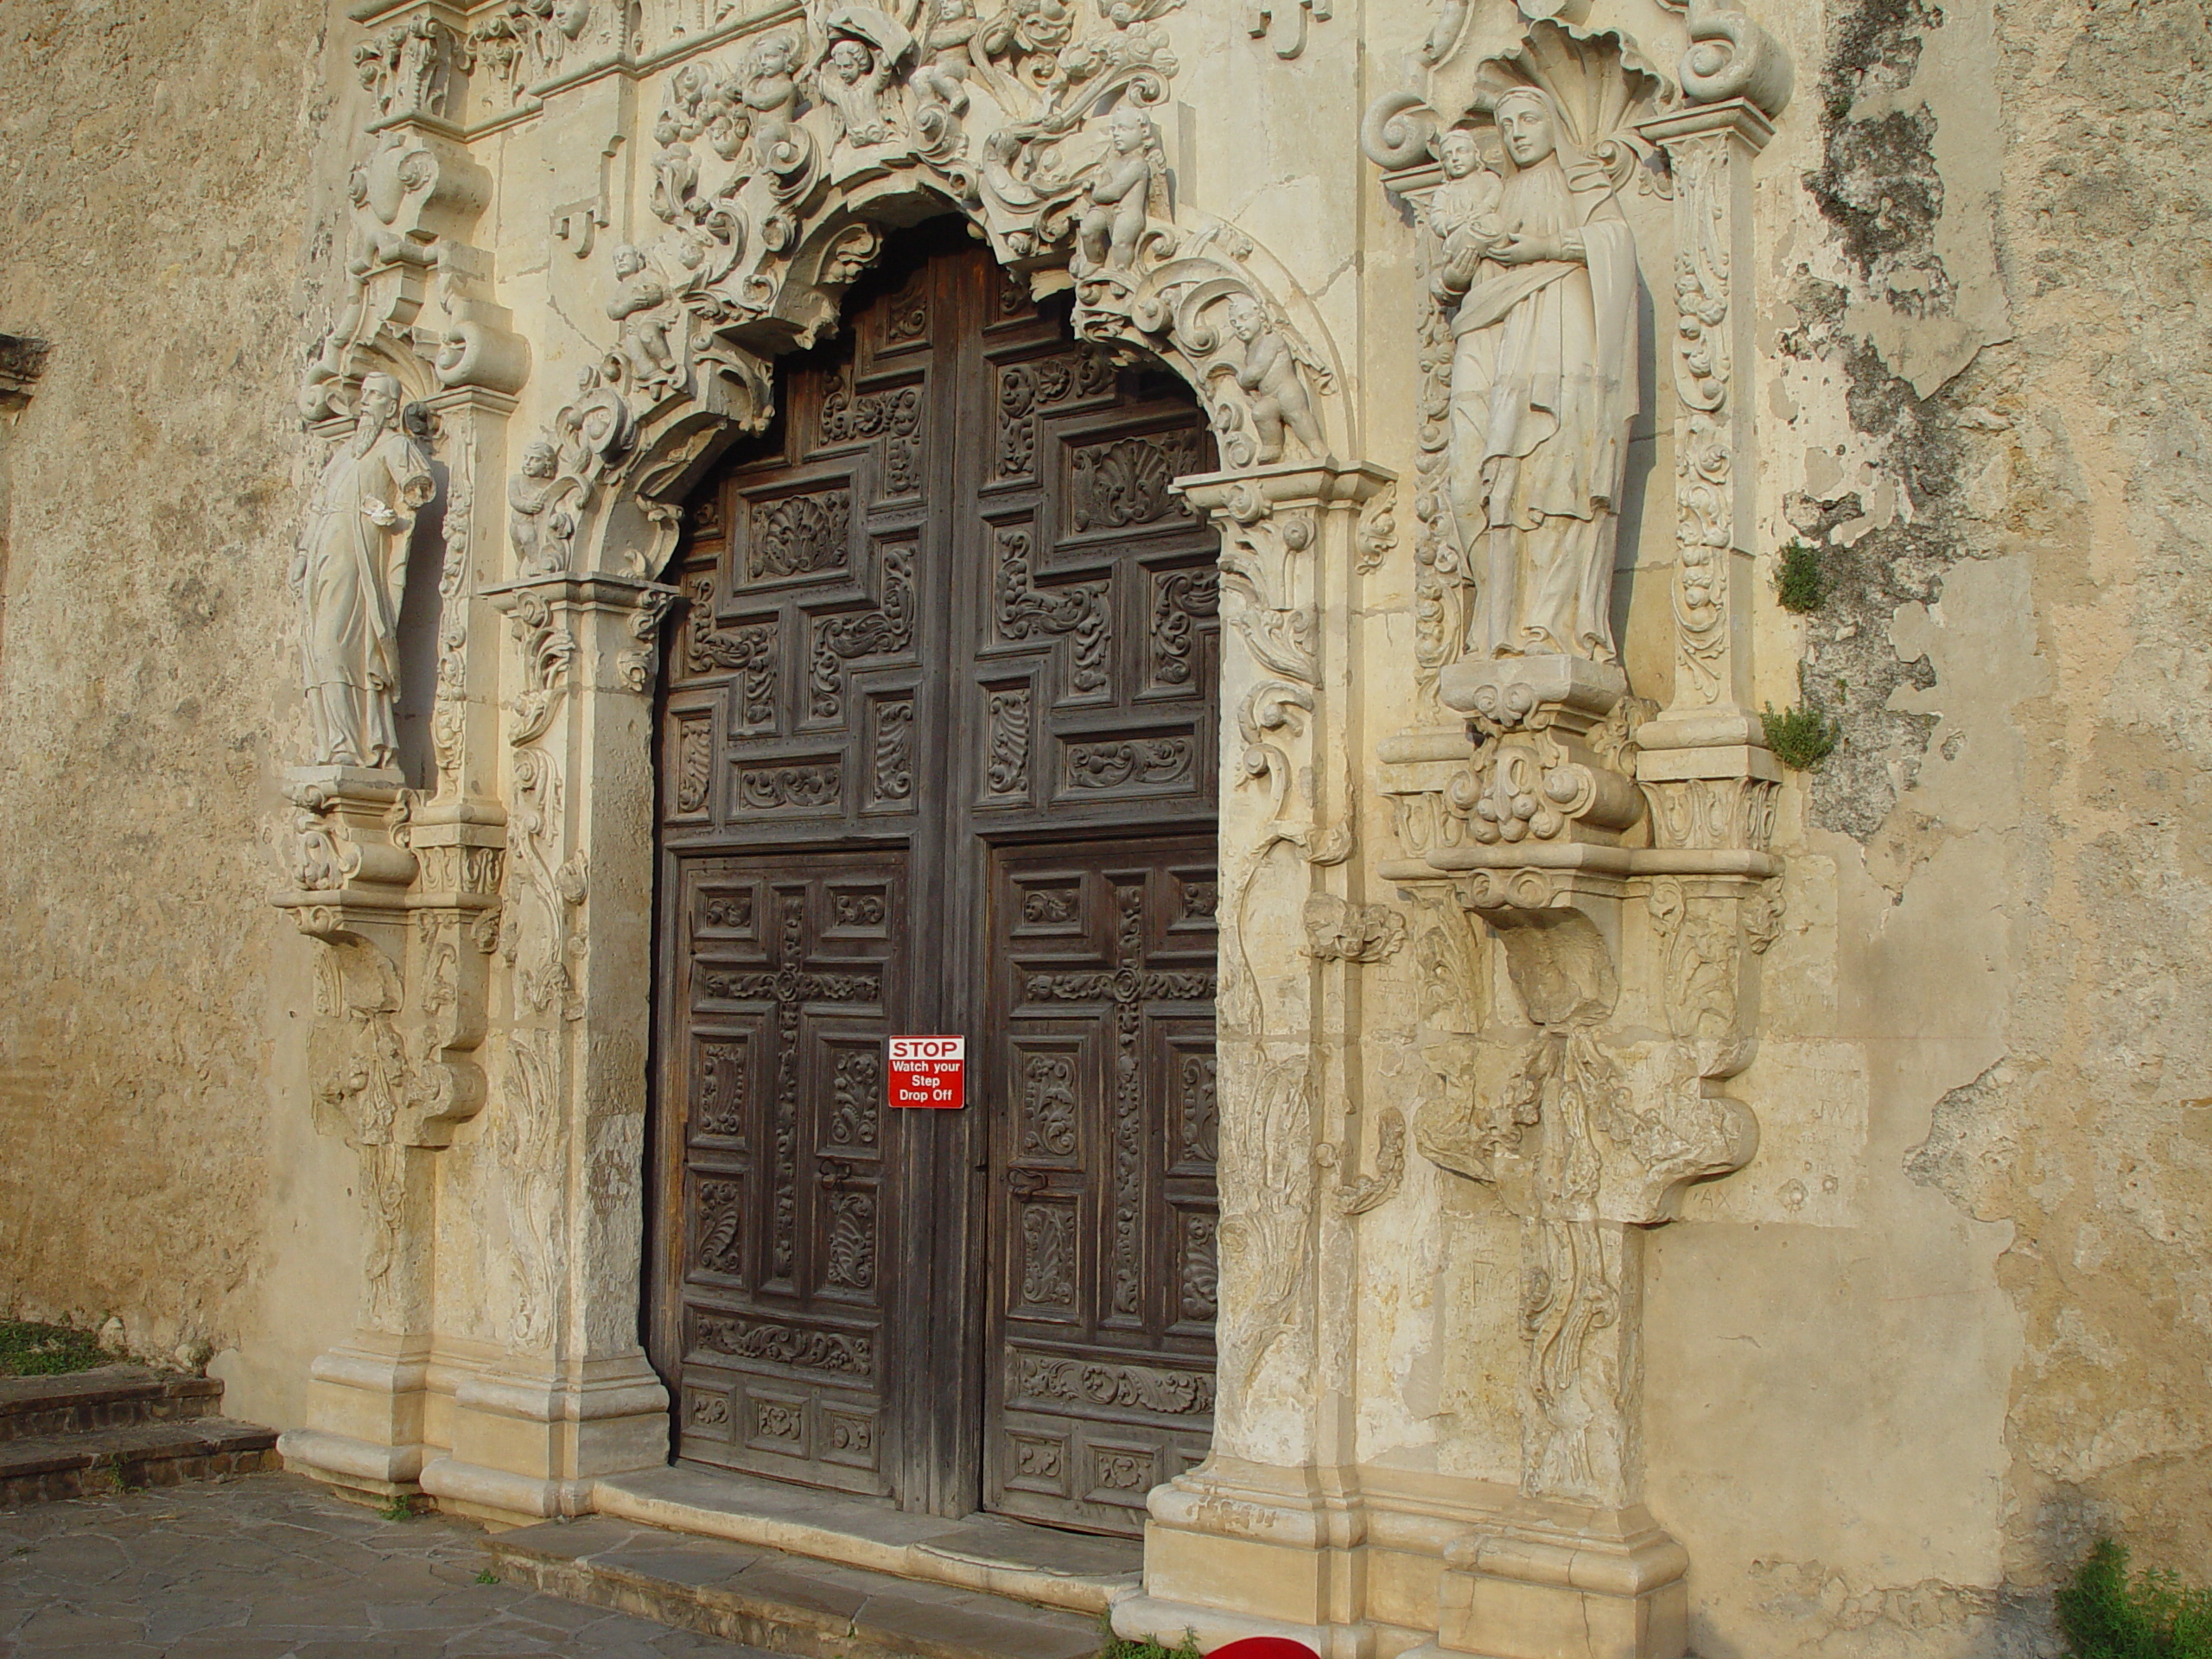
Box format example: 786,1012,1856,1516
504,0,1348,588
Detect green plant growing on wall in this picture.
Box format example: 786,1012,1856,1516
1776,539,1827,613
2058,1539,2212,1658
0,1319,107,1377
1761,700,1840,771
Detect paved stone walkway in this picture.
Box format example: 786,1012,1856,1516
0,1471,767,1656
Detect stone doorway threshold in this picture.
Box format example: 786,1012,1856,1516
592,1463,1141,1617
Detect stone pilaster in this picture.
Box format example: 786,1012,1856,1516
415,571,677,1523
1120,460,1395,1659
1631,99,1782,810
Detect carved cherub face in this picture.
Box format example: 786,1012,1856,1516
1438,128,1479,181
1108,105,1149,155
830,39,870,83
1227,298,1264,343
754,35,794,75
1496,92,1557,168
613,244,645,278
555,0,589,38
938,0,970,18
522,442,558,479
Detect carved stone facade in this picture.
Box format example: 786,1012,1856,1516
6,0,2209,1655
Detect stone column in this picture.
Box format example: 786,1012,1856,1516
1119,460,1395,1659
416,570,677,1523
1630,99,1783,822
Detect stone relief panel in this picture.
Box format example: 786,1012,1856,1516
1353,3,1796,1649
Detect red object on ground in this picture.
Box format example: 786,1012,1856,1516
1208,1640,1319,1659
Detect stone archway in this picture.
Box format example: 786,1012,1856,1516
270,0,1802,1652
271,0,1387,1554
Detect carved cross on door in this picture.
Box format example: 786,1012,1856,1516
701,893,884,1286
1022,881,1215,1317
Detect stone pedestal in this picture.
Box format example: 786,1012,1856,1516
419,1356,671,1524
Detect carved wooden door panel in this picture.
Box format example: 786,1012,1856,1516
986,842,1218,1533
654,226,1217,1529
662,855,904,1494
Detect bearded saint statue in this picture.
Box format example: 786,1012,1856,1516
1438,86,1639,664
292,372,435,770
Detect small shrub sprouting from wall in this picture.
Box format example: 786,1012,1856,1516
1762,701,1841,771
1776,539,1828,613
2057,1539,2212,1658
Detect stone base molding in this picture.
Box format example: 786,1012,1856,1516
1124,1459,1693,1659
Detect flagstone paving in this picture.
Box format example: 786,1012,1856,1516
0,1471,766,1656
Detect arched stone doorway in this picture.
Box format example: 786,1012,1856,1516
649,222,1223,1533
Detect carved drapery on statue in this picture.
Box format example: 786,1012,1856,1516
295,375,435,770
1367,5,1791,1656
1442,86,1639,664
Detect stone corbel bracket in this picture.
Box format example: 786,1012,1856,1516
273,767,506,1154
303,11,531,423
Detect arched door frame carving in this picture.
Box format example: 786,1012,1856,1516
274,0,1389,1542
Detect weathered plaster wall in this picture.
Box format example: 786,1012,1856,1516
1639,0,2212,1652
2,0,2209,1650
0,0,354,1426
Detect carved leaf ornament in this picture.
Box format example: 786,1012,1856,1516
481,0,1343,593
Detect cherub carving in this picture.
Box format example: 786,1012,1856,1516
607,245,681,395
913,0,978,111
507,442,575,576
817,34,898,149
1075,105,1167,274
1224,295,1323,464
738,33,805,172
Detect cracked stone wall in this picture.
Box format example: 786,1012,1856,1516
1636,0,2212,1653
0,0,354,1424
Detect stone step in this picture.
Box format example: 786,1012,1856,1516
592,1465,1141,1616
0,1417,281,1507
486,1514,1109,1659
0,1364,223,1441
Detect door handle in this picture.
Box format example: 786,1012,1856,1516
1005,1166,1049,1198
818,1157,857,1190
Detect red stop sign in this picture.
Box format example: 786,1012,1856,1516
888,1035,965,1109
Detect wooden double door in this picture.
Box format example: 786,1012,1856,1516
650,226,1222,1535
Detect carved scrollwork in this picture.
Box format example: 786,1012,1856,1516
486,0,1343,594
